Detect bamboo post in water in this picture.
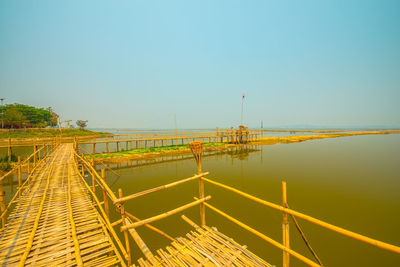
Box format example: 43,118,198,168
18,156,22,197
282,181,290,267
7,137,12,162
102,169,109,218
119,188,132,265
0,180,6,228
189,141,205,226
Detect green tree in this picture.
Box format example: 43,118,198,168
48,107,59,127
76,120,88,130
4,105,26,128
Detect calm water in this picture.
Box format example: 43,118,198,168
2,134,399,266
104,134,400,266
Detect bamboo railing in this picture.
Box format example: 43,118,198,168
78,129,262,154
0,141,60,229
106,141,400,266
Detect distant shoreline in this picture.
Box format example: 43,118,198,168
90,130,400,164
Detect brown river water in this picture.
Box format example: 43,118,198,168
2,134,400,266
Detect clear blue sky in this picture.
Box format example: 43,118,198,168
1,0,399,129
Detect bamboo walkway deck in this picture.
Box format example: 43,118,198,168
0,144,124,266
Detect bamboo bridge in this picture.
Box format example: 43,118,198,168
0,140,399,266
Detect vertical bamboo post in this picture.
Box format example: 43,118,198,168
118,188,132,265
7,137,11,162
93,143,96,154
282,181,290,267
106,142,110,153
17,156,22,197
0,180,6,228
189,141,205,226
33,144,37,167
27,157,30,174
38,146,41,162
91,158,96,193
101,169,109,218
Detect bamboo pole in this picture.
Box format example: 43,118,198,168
203,177,400,255
113,172,208,204
18,156,22,197
0,180,6,228
101,169,109,218
7,137,11,162
282,181,290,267
118,189,131,266
124,211,176,242
124,218,158,265
190,141,205,226
121,196,211,231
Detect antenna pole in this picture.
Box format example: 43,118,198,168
241,95,244,125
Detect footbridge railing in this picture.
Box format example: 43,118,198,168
0,140,60,229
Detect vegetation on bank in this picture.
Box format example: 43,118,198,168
1,103,59,128
0,128,109,139
90,142,226,158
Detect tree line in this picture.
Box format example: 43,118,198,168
1,103,59,128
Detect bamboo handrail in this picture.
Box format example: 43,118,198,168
121,196,211,231
0,144,48,182
201,199,321,267
74,152,117,202
203,177,400,255
0,144,58,219
18,157,56,266
73,158,128,263
113,172,209,204
78,145,120,177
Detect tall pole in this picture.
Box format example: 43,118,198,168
241,93,245,125
241,96,244,125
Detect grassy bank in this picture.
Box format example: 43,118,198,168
0,128,109,139
90,142,227,159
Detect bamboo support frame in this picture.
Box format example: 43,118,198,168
114,172,208,204
202,177,400,255
121,196,211,231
